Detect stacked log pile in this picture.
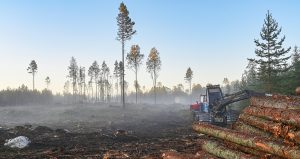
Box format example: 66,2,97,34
163,95,300,159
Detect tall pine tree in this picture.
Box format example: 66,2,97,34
27,60,38,90
249,10,291,93
184,67,193,94
68,57,78,102
116,2,136,108
146,47,161,104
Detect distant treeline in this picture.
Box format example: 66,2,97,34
0,85,53,106
125,83,205,104
0,83,206,106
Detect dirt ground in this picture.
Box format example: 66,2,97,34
0,103,202,159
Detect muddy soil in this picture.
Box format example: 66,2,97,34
0,103,202,158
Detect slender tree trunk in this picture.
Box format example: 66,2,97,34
91,86,93,102
111,77,113,102
120,78,122,103
135,70,137,104
95,81,97,102
190,80,191,94
107,74,109,102
73,82,75,103
116,79,119,102
267,13,272,93
84,82,86,101
122,40,125,108
154,69,157,105
32,72,35,90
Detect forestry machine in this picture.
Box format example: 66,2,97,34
192,85,265,126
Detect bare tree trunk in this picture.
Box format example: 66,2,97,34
122,40,125,108
154,78,156,104
135,71,137,104
120,79,122,103
91,86,93,102
190,80,192,94
84,82,86,101
73,82,76,103
116,79,118,102
107,74,109,102
95,81,97,102
154,69,157,104
32,72,35,90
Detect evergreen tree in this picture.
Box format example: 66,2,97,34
27,60,38,90
126,44,144,103
92,61,100,101
88,64,95,100
146,47,161,104
241,60,259,90
249,11,291,93
68,57,78,99
184,67,193,94
79,67,86,99
45,76,50,90
101,61,110,102
116,2,136,108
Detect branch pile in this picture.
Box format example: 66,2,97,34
163,94,300,159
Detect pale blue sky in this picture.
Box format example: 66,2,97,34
0,0,299,93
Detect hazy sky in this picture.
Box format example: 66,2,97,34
0,0,299,93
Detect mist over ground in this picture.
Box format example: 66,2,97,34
0,103,191,134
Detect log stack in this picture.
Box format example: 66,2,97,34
163,94,300,159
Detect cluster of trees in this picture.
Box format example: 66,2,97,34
65,57,114,103
63,57,111,102
64,47,162,104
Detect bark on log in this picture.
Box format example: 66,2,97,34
161,151,218,159
233,121,272,138
200,140,258,159
250,96,300,109
243,106,300,128
195,151,221,159
193,122,300,159
239,113,300,144
223,140,283,159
